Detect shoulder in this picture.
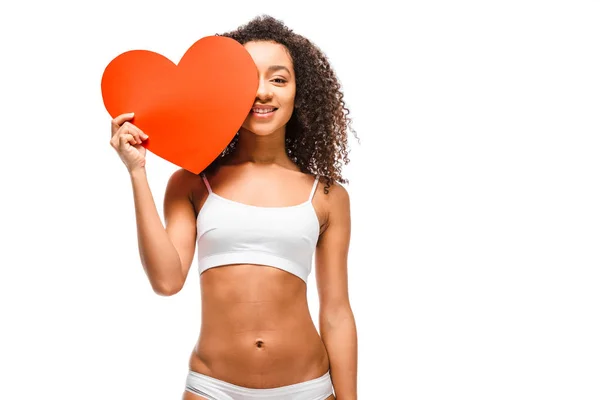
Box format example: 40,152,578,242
316,177,349,203
165,168,204,201
314,177,350,224
167,168,200,188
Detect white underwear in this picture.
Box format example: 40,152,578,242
185,370,334,400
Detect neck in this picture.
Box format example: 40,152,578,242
230,127,291,166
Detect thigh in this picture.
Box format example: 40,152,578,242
325,395,336,400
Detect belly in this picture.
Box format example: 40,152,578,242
189,264,330,388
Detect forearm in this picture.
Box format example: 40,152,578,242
129,168,183,294
320,307,358,400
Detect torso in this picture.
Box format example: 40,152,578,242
187,163,331,389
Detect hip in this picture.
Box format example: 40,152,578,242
184,369,334,400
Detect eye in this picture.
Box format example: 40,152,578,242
272,78,287,84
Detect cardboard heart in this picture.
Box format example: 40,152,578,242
101,36,258,173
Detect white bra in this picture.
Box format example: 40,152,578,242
196,173,320,283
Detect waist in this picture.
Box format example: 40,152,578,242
191,319,329,388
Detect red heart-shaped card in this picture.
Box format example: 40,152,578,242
101,36,258,173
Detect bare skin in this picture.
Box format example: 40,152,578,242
182,163,335,399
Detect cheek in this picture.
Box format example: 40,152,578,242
283,87,296,109
282,94,295,118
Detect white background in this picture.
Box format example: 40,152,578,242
1,0,599,399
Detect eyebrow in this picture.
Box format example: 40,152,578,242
267,65,292,75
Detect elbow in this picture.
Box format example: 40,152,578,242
151,279,183,297
142,259,185,296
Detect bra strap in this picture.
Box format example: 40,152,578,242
308,175,319,201
200,173,212,193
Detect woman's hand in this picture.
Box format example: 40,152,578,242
109,112,149,173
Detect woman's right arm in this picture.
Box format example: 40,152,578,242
111,113,197,296
130,168,197,296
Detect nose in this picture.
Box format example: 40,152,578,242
256,78,273,101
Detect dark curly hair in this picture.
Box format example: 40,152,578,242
204,15,357,192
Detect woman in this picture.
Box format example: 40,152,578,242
110,15,357,400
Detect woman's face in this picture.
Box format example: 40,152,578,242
239,41,296,137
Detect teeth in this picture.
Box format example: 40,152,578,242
252,108,275,114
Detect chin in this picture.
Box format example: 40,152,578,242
243,127,279,136
241,121,285,136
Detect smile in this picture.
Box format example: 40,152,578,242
250,107,278,118
252,107,277,113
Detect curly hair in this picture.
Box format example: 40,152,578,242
204,15,357,192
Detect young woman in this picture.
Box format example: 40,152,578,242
110,15,358,400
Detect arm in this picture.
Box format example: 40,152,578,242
315,182,358,400
130,167,198,296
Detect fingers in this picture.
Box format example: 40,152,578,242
110,110,148,144
111,112,135,134
118,133,136,150
110,122,148,150
111,112,149,139
121,122,148,144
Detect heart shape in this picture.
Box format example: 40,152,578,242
101,36,258,173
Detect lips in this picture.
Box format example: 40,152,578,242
251,105,278,114
252,107,276,114
249,104,278,119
